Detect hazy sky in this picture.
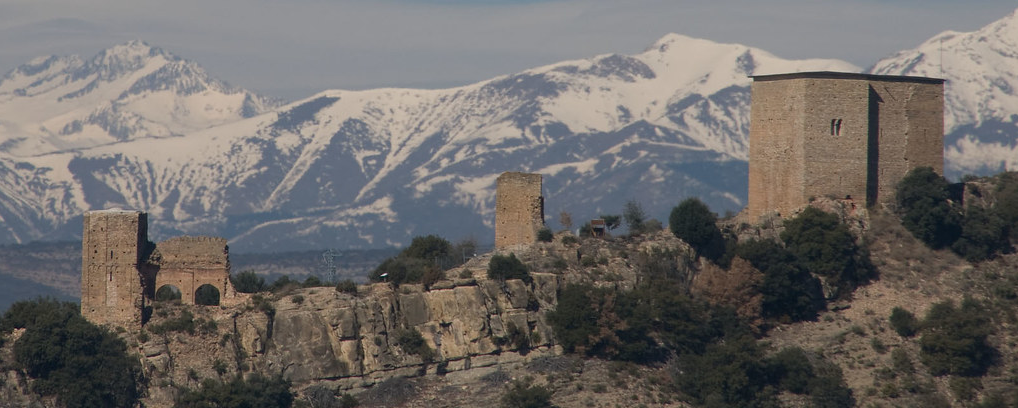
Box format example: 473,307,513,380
1,0,1015,100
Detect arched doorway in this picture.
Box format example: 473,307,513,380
155,285,182,302
195,284,221,306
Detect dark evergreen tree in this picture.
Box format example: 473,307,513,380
669,198,725,262
896,167,962,249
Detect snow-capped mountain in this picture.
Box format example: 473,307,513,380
869,8,1018,177
4,4,1018,252
0,40,278,156
0,36,856,250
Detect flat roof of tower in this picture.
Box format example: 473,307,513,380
751,71,945,84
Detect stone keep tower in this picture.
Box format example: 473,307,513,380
81,210,148,327
747,72,944,220
495,172,545,249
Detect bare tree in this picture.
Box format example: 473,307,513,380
558,211,573,231
623,199,646,234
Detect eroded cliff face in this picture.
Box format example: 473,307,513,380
130,233,696,406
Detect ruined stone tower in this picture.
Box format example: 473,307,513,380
495,172,545,249
81,210,234,327
81,210,148,327
152,236,231,305
747,72,944,220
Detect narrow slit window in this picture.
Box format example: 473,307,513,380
830,119,843,136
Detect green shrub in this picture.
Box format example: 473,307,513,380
148,309,197,335
735,239,825,322
174,374,294,408
889,307,918,337
891,348,914,373
369,235,454,287
504,322,531,353
549,280,744,364
781,207,874,297
302,275,327,288
952,205,1011,262
339,393,360,408
3,298,144,408
599,214,622,231
560,235,578,245
231,270,266,293
267,275,300,293
394,328,436,363
488,253,531,283
403,234,453,261
536,227,553,242
896,167,962,249
291,295,304,304
763,347,854,408
501,378,555,408
623,199,647,234
767,347,814,394
335,279,358,295
919,298,996,376
669,198,725,262
675,337,774,407
949,376,982,401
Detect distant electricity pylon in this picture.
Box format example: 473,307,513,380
320,249,339,283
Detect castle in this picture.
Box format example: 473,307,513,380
747,72,944,220
81,210,233,327
494,172,545,249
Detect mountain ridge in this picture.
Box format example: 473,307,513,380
0,10,1016,250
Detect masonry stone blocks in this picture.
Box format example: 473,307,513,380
495,172,545,249
81,209,233,327
747,72,944,221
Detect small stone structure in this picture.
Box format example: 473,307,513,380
494,172,545,249
81,209,233,327
747,72,944,220
150,237,230,305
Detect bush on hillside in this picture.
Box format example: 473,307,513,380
623,199,647,234
336,279,358,295
231,270,266,293
889,307,919,337
536,227,553,242
952,205,1012,262
735,239,825,322
488,253,531,283
669,198,726,263
501,378,556,408
781,207,874,298
174,373,294,408
896,167,962,249
370,235,454,287
3,298,144,408
919,298,996,377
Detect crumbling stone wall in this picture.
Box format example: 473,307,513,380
152,236,231,305
81,210,148,327
495,172,544,249
748,72,944,220
81,210,235,327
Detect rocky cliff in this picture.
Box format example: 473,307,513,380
135,232,695,406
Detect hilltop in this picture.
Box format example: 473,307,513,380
3,171,1017,407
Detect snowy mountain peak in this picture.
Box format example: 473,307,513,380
0,41,280,156
869,6,1018,176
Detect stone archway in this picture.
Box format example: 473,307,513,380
155,284,182,302
194,284,220,306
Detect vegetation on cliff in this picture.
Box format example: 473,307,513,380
0,298,144,408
